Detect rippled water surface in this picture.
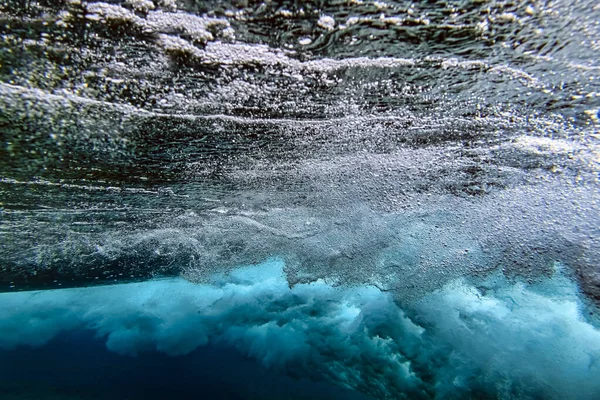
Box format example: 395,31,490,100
1,0,599,399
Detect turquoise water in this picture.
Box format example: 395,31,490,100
2,259,599,399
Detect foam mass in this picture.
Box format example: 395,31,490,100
1,259,599,399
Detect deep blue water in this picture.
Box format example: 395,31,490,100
0,330,371,400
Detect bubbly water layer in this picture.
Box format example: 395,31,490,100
1,259,599,399
1,1,598,297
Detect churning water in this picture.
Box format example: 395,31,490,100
0,0,599,399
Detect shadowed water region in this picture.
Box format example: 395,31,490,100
0,330,373,400
0,0,599,399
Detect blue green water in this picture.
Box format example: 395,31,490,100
2,259,599,399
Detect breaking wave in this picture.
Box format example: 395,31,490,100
2,259,599,399
1,0,599,398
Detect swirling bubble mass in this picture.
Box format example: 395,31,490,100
0,0,599,399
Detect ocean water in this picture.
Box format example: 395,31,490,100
1,259,600,399
1,330,373,400
1,0,599,399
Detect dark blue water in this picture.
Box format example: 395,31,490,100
0,330,372,400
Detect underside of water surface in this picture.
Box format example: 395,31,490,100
0,0,599,399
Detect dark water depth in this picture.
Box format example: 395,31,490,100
0,330,372,400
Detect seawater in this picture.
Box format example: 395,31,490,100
1,332,371,400
1,0,599,398
2,259,599,399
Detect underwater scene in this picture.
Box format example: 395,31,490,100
0,0,599,399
